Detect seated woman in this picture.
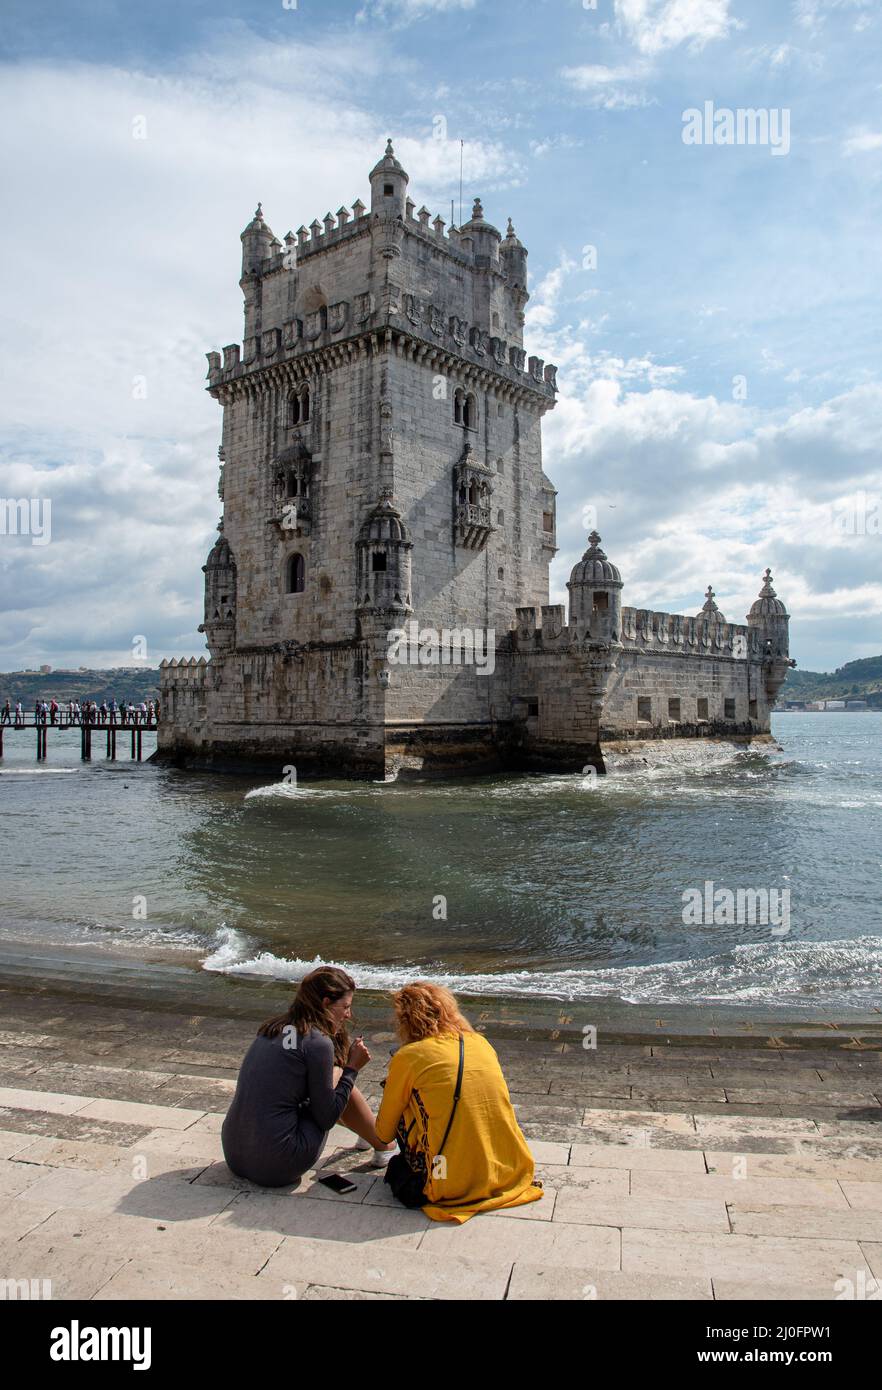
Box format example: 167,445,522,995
221,965,394,1188
375,981,542,1223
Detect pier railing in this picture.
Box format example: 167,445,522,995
0,719,157,762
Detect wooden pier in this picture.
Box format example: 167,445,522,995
0,720,157,762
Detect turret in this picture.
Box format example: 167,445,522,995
500,218,528,294
459,197,501,264
356,493,413,618
369,139,409,219
500,218,529,335
748,568,793,702
199,530,237,655
567,531,623,644
240,203,275,278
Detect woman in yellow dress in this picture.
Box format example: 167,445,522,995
375,982,542,1224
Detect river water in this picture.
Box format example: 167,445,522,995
0,713,880,1012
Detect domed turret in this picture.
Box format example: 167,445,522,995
356,493,413,615
748,568,793,702
460,196,501,262
748,568,789,625
369,139,409,218
199,531,237,654
567,531,623,643
240,203,275,277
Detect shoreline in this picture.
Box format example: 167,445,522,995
2,935,880,1047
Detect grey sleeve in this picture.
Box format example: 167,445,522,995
304,1033,358,1132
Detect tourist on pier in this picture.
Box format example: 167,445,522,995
109,700,118,724
375,982,542,1223
100,701,108,722
14,702,23,727
147,700,156,725
221,966,395,1189
49,699,58,725
1,701,10,726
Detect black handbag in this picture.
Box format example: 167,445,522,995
384,1034,465,1208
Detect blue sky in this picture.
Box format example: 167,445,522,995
0,0,880,672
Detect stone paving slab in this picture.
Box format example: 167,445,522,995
729,1204,882,1241
0,1234,129,1299
74,1098,207,1130
704,1149,882,1182
506,1264,714,1300
568,1144,706,1172
622,1228,874,1284
841,1181,882,1211
420,1211,621,1270
535,1164,630,1194
0,1105,151,1146
37,1204,283,1260
630,1171,848,1208
19,1165,238,1223
0,1086,96,1116
553,1189,729,1233
260,1236,512,1300
214,1189,429,1248
711,1278,845,1300
98,1256,274,1301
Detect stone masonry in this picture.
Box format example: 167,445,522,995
158,142,794,777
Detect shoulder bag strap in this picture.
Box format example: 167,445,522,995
435,1033,465,1159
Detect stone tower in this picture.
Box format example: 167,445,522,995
159,143,792,776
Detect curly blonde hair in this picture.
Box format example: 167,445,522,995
391,982,476,1044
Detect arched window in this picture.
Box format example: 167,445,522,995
463,392,477,429
286,553,305,594
287,472,298,498
301,386,310,423
290,393,301,426
453,388,464,425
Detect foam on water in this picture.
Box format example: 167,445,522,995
200,932,882,1009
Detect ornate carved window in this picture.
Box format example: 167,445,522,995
454,442,494,550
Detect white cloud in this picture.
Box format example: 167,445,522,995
843,129,882,155
615,0,739,56
525,259,882,667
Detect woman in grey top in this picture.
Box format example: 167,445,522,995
222,966,395,1187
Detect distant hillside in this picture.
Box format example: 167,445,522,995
783,656,882,708
0,669,161,707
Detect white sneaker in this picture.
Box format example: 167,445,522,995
354,1138,371,1151
370,1147,395,1168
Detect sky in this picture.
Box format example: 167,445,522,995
0,0,880,674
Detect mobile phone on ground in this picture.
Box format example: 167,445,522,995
318,1173,358,1195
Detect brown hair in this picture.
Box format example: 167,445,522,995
391,981,475,1045
258,966,355,1065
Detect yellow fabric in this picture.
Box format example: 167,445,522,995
375,1031,542,1224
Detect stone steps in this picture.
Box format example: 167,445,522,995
0,1075,881,1300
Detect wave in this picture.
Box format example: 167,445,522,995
200,932,882,1009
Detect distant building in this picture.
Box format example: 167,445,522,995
846,699,869,710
